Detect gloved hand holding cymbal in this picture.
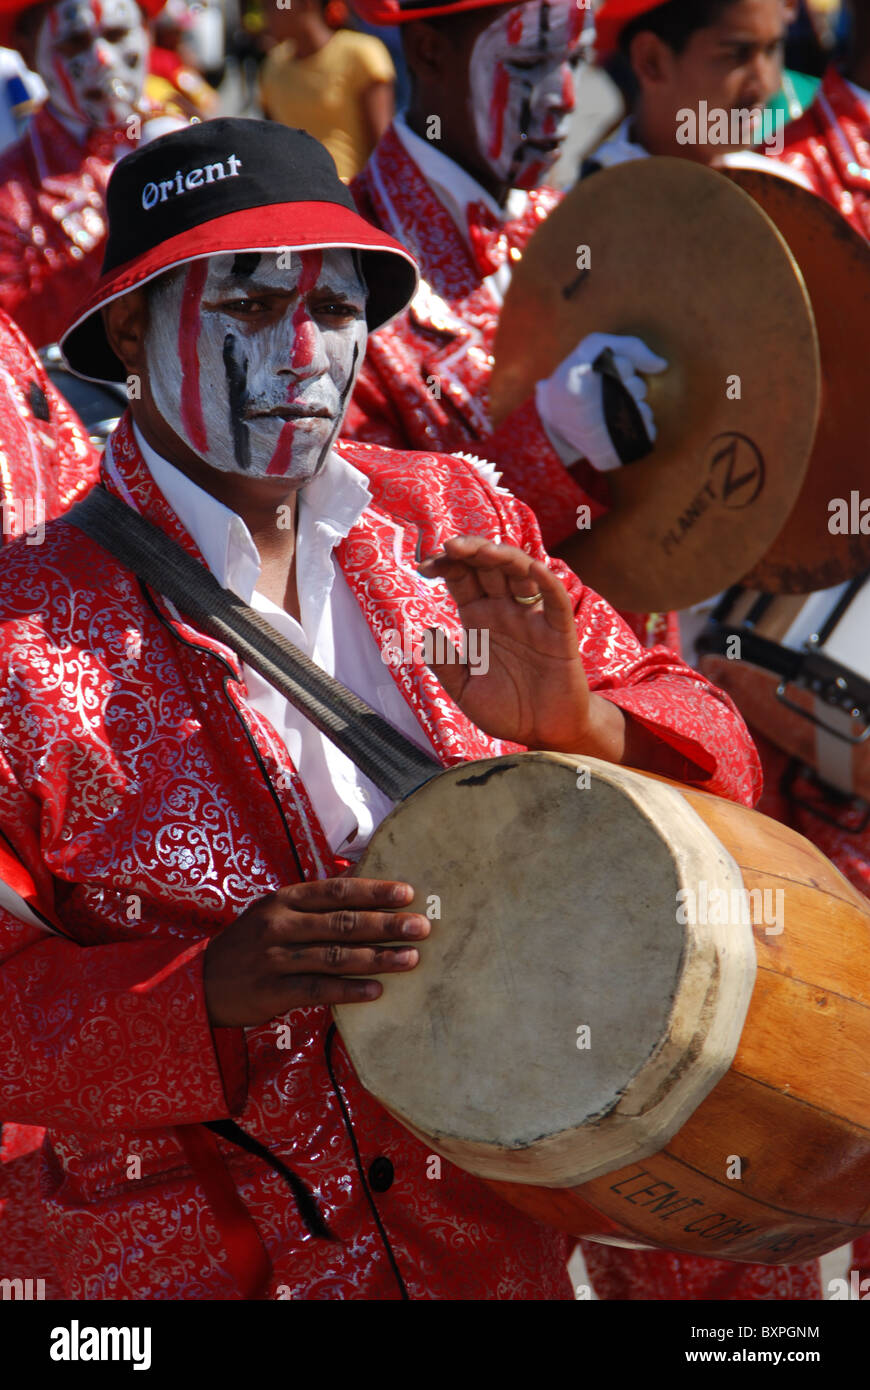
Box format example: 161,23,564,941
535,332,668,472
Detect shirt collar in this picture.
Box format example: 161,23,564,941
392,113,529,238
132,423,372,604
590,117,650,169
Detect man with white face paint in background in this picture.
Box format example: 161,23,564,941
0,119,761,1299
344,0,676,652
0,0,183,347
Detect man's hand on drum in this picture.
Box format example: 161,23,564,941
418,536,624,756
203,878,428,1026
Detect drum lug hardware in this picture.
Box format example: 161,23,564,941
775,680,870,744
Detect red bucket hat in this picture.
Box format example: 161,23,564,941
60,118,419,384
594,0,671,60
350,0,511,26
0,0,164,48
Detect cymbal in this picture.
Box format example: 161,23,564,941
725,166,870,593
490,158,821,613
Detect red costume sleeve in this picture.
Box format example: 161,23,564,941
0,755,248,1131
0,902,248,1130
485,478,761,808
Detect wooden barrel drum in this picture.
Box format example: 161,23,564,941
335,753,870,1264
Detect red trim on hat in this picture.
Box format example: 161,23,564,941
60,200,418,379
595,0,671,60
349,0,510,26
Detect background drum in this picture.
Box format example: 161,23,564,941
335,752,870,1264
697,578,870,804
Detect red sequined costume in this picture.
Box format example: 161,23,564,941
0,412,759,1299
0,306,98,1300
776,66,870,241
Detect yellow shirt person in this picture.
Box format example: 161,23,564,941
260,8,395,181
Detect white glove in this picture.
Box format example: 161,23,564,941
535,332,668,472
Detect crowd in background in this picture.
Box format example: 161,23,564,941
0,0,855,175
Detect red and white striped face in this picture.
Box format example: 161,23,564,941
468,0,583,190
36,0,148,130
145,249,369,481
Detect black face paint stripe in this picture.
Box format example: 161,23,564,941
231,252,261,277
222,331,252,472
538,0,550,53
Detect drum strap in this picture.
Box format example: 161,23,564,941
66,486,443,804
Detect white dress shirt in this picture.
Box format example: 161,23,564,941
392,113,531,305
125,426,436,859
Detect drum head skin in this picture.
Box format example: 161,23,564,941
725,168,870,593
335,754,756,1187
490,158,820,613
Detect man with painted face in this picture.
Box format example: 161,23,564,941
586,0,789,171
0,118,762,1299
0,0,177,348
343,0,677,653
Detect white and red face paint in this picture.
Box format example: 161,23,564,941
468,0,583,190
36,0,148,131
145,249,368,482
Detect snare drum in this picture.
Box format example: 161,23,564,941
697,578,870,800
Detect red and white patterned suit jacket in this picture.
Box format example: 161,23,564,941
0,413,760,1300
0,307,98,1298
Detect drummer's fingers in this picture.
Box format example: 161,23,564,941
272,877,417,914
278,943,421,976
521,558,579,631
263,975,385,1012
433,537,540,600
270,907,430,946
418,537,513,602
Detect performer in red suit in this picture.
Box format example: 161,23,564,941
0,117,762,1299
343,0,680,650
0,0,178,348
587,0,789,172
777,1,870,238
0,306,97,1301
0,305,97,535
